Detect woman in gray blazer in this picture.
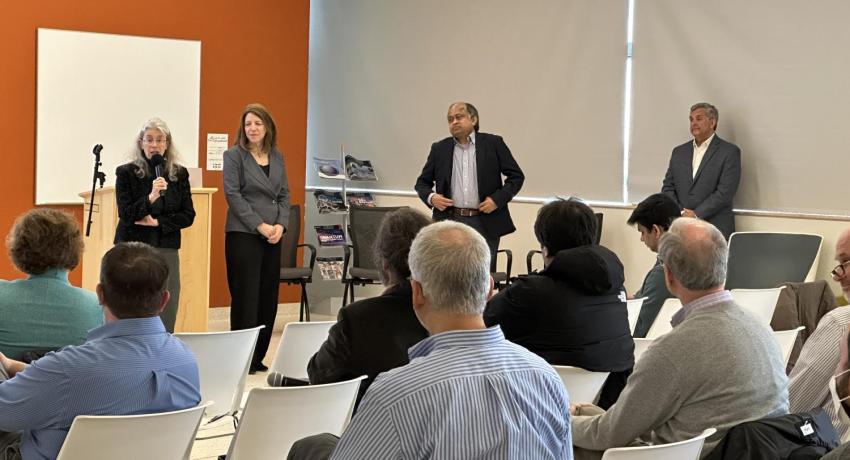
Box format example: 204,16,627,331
223,103,291,374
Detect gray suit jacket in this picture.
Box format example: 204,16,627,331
661,135,741,238
223,146,290,234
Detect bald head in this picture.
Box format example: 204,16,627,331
834,228,850,299
408,221,490,315
447,102,479,140
658,218,728,291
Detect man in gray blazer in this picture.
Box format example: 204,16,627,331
662,102,741,239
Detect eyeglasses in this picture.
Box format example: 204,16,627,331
832,260,850,278
142,137,167,145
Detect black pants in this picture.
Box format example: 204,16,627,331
443,214,499,272
225,232,281,367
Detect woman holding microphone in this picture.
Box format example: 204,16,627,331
115,117,196,332
224,103,291,374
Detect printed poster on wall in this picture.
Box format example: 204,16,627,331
206,133,228,171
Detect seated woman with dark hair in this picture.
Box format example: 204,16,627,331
0,209,103,360
307,208,431,407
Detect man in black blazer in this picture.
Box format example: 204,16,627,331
414,102,524,263
662,102,741,239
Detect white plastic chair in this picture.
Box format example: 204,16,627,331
56,401,212,460
632,338,654,363
627,297,647,335
773,326,805,366
175,326,262,422
224,376,366,459
551,365,610,404
269,321,335,381
730,287,785,327
600,427,716,460
645,298,682,339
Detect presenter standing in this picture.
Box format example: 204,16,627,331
414,102,524,267
115,117,196,332
661,102,741,239
224,103,291,374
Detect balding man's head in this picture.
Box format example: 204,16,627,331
658,218,727,291
833,228,850,299
408,221,490,315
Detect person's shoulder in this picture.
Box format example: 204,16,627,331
672,139,693,153
115,162,140,176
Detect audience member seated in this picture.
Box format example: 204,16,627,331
0,209,103,360
484,197,633,408
626,193,680,337
307,208,430,407
570,218,788,460
789,227,850,442
0,242,201,460
288,221,572,460
822,325,850,459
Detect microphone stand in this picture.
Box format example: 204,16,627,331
85,144,106,237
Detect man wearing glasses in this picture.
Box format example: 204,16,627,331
789,228,850,443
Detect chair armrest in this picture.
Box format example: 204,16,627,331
342,244,354,282
497,249,513,279
297,243,318,270
526,250,542,274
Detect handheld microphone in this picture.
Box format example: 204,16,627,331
150,154,165,197
92,144,103,156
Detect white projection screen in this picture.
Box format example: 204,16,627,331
37,28,200,204
307,0,628,202
629,0,850,215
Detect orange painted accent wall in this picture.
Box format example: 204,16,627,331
0,0,309,307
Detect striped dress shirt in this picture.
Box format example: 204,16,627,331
450,132,480,209
789,307,850,441
331,326,573,459
0,317,201,460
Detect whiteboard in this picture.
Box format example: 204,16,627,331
36,28,200,204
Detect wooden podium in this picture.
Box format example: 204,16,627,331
79,186,217,332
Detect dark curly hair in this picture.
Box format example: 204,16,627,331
373,208,431,284
6,209,83,275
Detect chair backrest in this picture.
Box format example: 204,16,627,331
175,327,262,419
626,297,647,335
56,401,212,460
600,428,716,460
726,232,823,289
551,365,610,404
348,206,404,269
280,204,302,269
645,298,682,339
269,321,336,380
730,287,785,326
633,338,654,363
773,326,805,366
225,376,365,459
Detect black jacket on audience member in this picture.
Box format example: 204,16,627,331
307,283,428,409
484,245,634,406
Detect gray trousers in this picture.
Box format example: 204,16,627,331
156,248,181,333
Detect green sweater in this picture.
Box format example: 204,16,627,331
0,269,103,360
572,299,789,458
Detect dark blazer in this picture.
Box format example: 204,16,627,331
223,146,290,234
114,162,195,249
662,135,741,238
414,132,524,237
307,283,428,408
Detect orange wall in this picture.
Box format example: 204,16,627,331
1,0,309,307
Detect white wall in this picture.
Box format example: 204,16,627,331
305,192,849,315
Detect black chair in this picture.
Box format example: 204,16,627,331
725,232,823,290
279,204,317,321
526,212,604,273
341,206,404,306
492,249,513,290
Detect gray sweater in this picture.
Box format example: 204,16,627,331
572,298,789,458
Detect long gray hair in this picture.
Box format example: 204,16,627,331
132,117,182,181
